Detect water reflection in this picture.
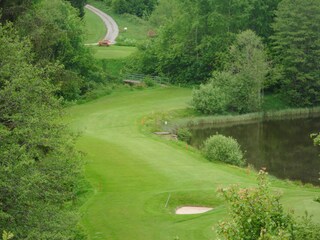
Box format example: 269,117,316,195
190,117,320,185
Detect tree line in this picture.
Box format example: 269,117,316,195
0,0,95,238
97,0,158,18
0,0,106,101
128,0,320,111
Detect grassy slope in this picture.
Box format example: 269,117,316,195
69,87,320,240
84,8,106,44
87,0,151,42
88,45,137,60
84,1,138,81
84,0,144,61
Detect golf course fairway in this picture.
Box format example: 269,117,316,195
68,87,320,240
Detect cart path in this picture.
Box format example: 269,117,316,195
85,4,119,44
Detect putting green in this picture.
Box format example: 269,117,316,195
69,87,320,240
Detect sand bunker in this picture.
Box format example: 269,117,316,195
175,206,213,215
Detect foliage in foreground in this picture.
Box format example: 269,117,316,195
202,134,245,167
0,23,84,239
217,170,320,240
193,30,268,114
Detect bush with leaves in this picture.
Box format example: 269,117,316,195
192,30,268,114
192,72,232,114
202,134,245,166
177,128,192,143
217,170,320,240
0,22,84,239
143,76,156,87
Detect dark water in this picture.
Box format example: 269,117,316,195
190,117,320,185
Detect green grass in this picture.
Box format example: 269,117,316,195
98,58,128,77
88,45,137,59
87,0,151,45
262,93,289,111
84,8,106,44
68,87,320,240
83,4,138,60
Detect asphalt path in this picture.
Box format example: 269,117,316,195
85,4,119,44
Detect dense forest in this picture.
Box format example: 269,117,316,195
0,0,92,238
0,0,319,239
128,0,320,110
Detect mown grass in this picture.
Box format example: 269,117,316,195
83,5,137,60
80,4,320,239
87,0,151,45
88,45,137,59
84,8,106,44
98,58,127,78
69,87,320,240
83,3,137,80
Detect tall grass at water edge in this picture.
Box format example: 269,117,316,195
163,107,320,131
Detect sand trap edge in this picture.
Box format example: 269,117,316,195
175,206,213,215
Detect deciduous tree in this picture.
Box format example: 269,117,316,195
0,22,84,239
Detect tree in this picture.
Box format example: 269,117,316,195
67,0,86,17
0,0,40,22
0,23,84,239
132,0,277,84
130,0,234,84
192,30,268,114
271,0,320,106
112,0,158,18
148,0,180,27
227,30,268,112
16,0,105,100
247,0,281,41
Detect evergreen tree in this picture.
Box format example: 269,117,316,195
271,0,320,106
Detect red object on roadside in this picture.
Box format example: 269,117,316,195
98,39,111,46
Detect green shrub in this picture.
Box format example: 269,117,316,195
202,134,245,166
217,170,295,240
192,31,268,114
143,76,155,87
192,72,233,114
177,128,192,143
217,171,320,240
295,212,320,240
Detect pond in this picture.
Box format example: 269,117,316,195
189,117,320,185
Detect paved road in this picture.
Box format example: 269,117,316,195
85,4,119,44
